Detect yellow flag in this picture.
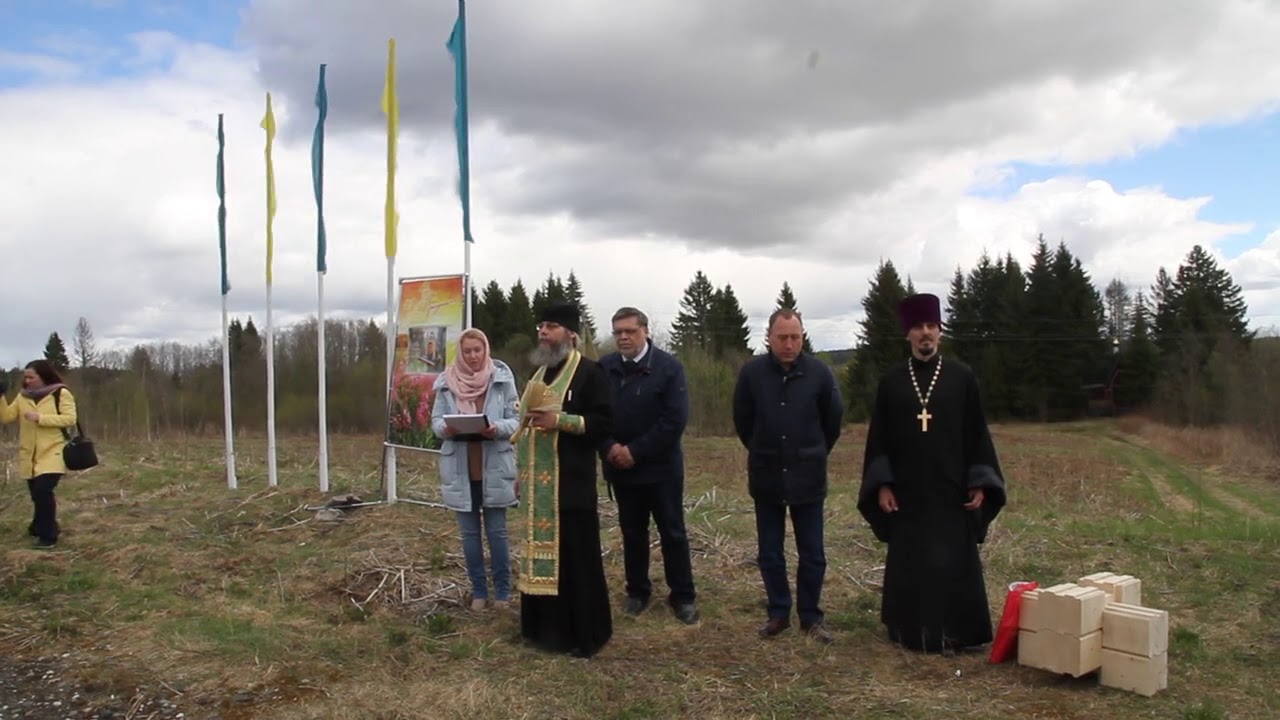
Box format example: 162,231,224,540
261,92,278,284
381,38,399,258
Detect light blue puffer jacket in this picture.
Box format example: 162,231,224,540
430,360,521,511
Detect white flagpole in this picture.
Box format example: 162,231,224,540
318,273,329,492
266,283,278,487
221,295,237,490
384,258,397,503
465,243,472,327
263,93,279,489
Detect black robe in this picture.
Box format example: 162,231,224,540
857,354,1007,653
520,356,614,658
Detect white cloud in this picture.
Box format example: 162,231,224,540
3,2,1280,368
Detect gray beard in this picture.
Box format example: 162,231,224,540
529,341,570,368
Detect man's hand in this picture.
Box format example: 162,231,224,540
612,446,635,469
878,485,899,513
23,411,40,423
480,425,497,439
443,426,459,438
528,410,558,430
963,487,985,510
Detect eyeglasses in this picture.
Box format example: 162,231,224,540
611,328,642,338
535,322,563,332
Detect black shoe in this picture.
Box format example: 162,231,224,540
27,524,37,537
622,596,650,616
671,602,700,625
758,617,791,638
33,538,57,549
800,620,834,644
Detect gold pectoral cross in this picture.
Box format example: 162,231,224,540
917,409,932,432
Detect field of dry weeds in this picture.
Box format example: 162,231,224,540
1,418,1277,719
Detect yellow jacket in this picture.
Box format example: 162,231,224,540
0,387,78,477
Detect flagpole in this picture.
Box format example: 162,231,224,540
313,64,331,493
382,38,400,504
262,93,279,488
448,0,474,326
216,113,237,491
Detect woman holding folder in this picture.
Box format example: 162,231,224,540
431,328,522,610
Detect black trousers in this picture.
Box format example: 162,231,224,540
613,477,697,605
28,473,62,542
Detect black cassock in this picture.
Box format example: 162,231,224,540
857,355,1007,653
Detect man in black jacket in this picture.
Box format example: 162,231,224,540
599,307,698,624
733,309,843,643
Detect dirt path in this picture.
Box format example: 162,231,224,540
1108,433,1277,522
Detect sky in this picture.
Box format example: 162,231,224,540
4,0,1280,366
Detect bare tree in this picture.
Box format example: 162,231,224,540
1104,278,1132,340
73,316,97,369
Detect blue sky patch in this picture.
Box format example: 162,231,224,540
0,0,243,86
978,111,1280,259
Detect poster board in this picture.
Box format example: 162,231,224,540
386,274,467,452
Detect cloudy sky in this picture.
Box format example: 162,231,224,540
4,0,1280,366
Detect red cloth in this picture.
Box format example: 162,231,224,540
989,581,1038,663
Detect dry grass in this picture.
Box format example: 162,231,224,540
0,421,1276,719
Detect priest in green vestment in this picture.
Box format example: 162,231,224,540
857,293,1007,654
516,301,615,658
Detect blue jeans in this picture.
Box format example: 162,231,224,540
754,498,826,625
457,481,511,601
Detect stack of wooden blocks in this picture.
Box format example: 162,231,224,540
1017,572,1169,696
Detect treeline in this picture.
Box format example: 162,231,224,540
842,237,1274,446
6,238,1275,452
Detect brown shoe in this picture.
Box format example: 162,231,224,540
758,617,791,638
800,621,834,644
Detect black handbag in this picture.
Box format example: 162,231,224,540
53,389,99,471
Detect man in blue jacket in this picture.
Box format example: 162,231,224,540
733,309,843,643
599,306,698,624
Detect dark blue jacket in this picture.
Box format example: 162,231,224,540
733,352,843,505
597,341,688,485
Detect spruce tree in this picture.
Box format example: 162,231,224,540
773,282,814,354
843,260,909,421
710,284,751,358
506,280,535,343
564,270,597,340
43,332,70,371
1117,291,1158,408
672,271,717,354
479,280,509,347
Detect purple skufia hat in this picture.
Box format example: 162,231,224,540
898,293,942,333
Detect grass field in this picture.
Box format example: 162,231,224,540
1,418,1277,719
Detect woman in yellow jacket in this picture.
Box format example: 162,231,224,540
0,359,77,548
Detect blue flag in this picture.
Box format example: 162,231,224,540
446,0,473,243
217,113,230,295
313,64,329,273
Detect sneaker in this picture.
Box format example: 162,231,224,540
469,597,488,611
33,538,57,549
800,621,834,644
491,599,510,610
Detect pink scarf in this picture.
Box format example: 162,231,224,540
443,328,494,414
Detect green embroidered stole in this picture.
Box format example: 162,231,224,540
516,350,582,596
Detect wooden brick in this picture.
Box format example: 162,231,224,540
1101,648,1168,696
1081,573,1142,605
1043,585,1108,636
1043,629,1103,677
1079,571,1116,584
1019,590,1046,631
1017,629,1049,670
1102,603,1168,657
